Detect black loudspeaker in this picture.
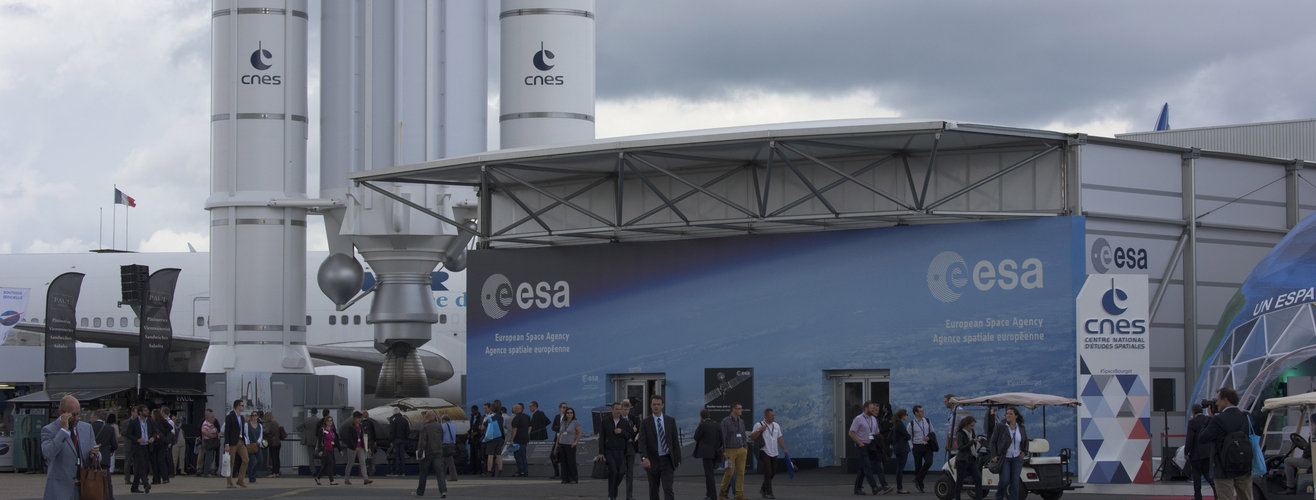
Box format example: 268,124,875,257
1152,378,1175,412
120,264,149,304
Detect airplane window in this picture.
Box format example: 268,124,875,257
340,315,348,325
353,315,360,325
196,316,204,327
440,314,447,324
105,316,113,326
94,318,102,328
306,315,312,325
134,318,140,327
329,315,336,325
120,317,128,327
81,318,88,327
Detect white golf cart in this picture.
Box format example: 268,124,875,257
934,392,1081,500
1253,392,1316,500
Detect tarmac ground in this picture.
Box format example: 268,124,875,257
4,468,1202,500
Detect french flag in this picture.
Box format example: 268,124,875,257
114,188,136,207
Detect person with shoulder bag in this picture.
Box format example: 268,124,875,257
1198,387,1257,500
988,408,1029,500
951,416,984,500
909,405,936,493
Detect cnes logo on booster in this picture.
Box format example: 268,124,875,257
481,274,570,320
926,251,1043,303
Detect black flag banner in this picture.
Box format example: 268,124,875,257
139,268,181,373
44,272,85,373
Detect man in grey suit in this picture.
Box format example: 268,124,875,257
41,395,99,500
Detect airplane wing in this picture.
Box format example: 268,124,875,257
9,323,455,385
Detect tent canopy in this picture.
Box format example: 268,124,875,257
949,392,1082,410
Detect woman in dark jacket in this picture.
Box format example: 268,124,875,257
951,416,983,500
892,408,913,494
149,408,171,485
988,408,1029,500
467,405,484,474
314,415,339,485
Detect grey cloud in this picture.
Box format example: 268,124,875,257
596,1,1316,129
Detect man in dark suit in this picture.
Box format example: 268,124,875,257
639,395,681,500
1198,387,1253,500
551,402,566,479
127,405,155,493
415,410,448,498
599,403,635,500
529,401,551,441
223,399,248,489
90,409,118,500
692,408,723,500
1185,404,1214,500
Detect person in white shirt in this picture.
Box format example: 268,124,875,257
750,409,788,500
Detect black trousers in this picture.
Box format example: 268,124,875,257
558,444,578,482
912,444,933,488
315,450,336,480
625,451,637,497
268,445,281,474
950,458,982,500
150,444,169,482
646,454,676,500
605,448,627,499
1190,458,1213,500
760,451,777,494
702,457,719,499
130,446,151,489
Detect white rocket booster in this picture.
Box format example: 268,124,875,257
500,0,596,148
203,0,314,374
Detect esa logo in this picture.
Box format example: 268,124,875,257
926,251,1044,303
1089,237,1148,273
1084,279,1146,334
241,41,281,86
481,273,571,319
525,42,564,86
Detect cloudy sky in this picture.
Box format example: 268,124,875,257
3,1,1315,255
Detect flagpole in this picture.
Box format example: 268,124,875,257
113,185,118,251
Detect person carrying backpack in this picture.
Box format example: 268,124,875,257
1198,387,1256,500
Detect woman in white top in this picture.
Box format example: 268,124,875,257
988,407,1030,500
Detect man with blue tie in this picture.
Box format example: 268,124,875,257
639,395,681,500
41,395,99,500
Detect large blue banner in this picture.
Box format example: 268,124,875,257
469,217,1085,465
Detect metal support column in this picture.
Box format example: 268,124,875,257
1287,160,1303,229
1065,135,1087,214
1182,148,1200,393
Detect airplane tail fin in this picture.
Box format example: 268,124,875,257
1154,103,1170,131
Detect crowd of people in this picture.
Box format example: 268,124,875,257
41,385,1280,500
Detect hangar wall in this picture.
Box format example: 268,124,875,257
469,217,1085,468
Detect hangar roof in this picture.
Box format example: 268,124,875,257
349,118,1310,247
